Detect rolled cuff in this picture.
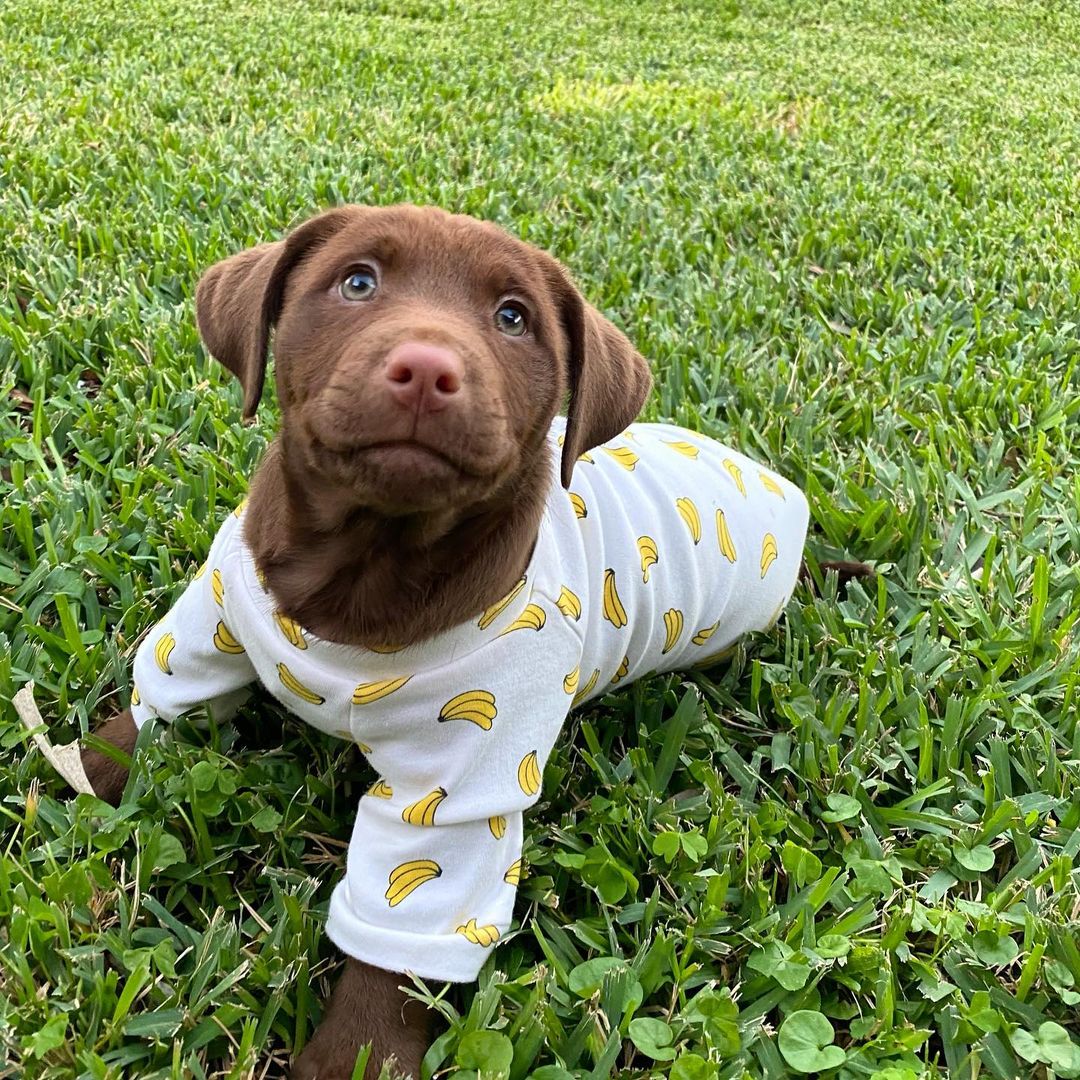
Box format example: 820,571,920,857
326,876,497,982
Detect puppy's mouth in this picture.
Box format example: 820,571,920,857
342,439,467,476
309,432,496,484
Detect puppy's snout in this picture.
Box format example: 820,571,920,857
383,342,463,413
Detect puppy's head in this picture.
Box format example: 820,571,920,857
195,205,651,515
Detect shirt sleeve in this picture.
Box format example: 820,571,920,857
326,605,582,982
130,514,257,729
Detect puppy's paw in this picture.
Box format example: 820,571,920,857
291,1023,425,1080
292,1039,418,1080
81,709,138,806
292,959,429,1080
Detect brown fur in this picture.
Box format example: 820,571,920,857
83,204,655,1078
801,559,875,592
81,708,138,805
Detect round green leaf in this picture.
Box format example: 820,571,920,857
954,844,995,872
456,1031,513,1075
669,1052,716,1080
529,1068,574,1080
1011,1028,1042,1064
972,930,1019,966
652,832,681,863
815,934,851,959
1036,1021,1080,1072
250,806,283,832
747,942,810,991
821,794,861,822
190,760,219,792
1045,958,1076,990
628,1017,676,1060
778,1010,847,1074
151,833,186,872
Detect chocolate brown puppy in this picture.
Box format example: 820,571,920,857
83,204,870,1078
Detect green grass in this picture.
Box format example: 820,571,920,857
3,0,1080,1076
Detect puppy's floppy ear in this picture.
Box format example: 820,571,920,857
554,270,653,488
194,207,356,418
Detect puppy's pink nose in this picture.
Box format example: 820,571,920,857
383,342,463,412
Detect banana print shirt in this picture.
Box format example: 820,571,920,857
131,418,809,982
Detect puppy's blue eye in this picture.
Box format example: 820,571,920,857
340,267,378,300
495,302,527,336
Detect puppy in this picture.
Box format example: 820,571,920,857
82,204,817,1078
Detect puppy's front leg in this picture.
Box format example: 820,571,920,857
81,708,138,806
293,958,429,1080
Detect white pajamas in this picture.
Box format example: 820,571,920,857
131,418,809,981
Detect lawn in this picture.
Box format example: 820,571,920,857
3,0,1080,1076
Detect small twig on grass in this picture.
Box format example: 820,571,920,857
12,681,95,795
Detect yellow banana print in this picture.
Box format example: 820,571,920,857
369,779,393,798
357,741,373,753
760,533,778,577
572,668,600,706
664,440,699,458
274,612,307,650
211,569,224,606
478,576,526,629
277,663,325,705
352,677,411,706
193,561,207,580
602,568,628,628
676,498,702,544
401,787,447,827
723,458,746,496
488,815,506,839
578,451,594,464
662,609,684,654
504,858,523,885
517,751,541,796
255,566,268,591
557,434,564,446
130,685,140,706
439,689,497,730
385,859,441,907
212,620,245,655
715,509,737,564
154,631,175,675
603,446,638,470
569,492,587,519
563,666,579,696
637,536,659,583
233,499,247,518
498,603,546,636
692,619,720,646
456,919,500,947
556,586,581,620
368,642,405,654
760,472,785,499
610,655,629,685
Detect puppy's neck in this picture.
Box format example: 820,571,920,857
243,437,551,647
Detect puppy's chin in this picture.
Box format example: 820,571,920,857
309,440,510,516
